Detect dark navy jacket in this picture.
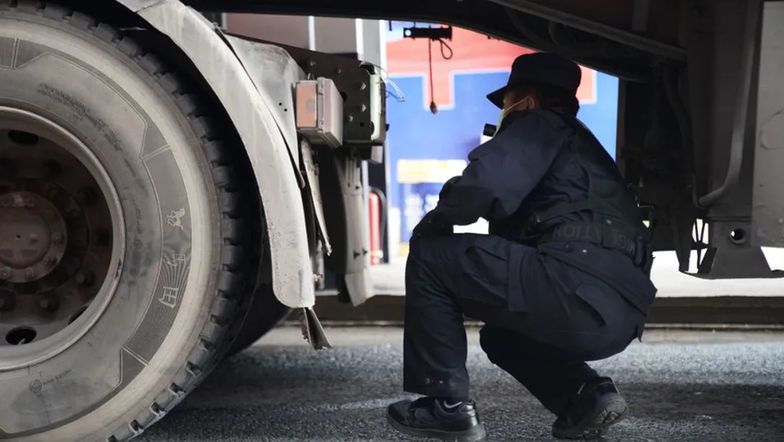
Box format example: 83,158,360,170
430,109,656,315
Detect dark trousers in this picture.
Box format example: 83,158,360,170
403,234,644,415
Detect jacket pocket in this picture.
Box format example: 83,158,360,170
574,284,614,326
459,241,511,306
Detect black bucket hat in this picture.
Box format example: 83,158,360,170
487,52,581,108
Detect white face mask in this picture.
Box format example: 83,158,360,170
495,97,528,134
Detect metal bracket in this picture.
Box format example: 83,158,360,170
693,221,782,279
300,307,331,350
697,0,762,208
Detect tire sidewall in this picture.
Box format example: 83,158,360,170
0,12,221,440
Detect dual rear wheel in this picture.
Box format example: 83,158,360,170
0,2,287,440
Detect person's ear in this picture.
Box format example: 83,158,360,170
522,96,534,111
515,95,535,111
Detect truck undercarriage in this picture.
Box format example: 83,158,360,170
189,0,784,278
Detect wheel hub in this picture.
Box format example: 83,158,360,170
0,191,68,283
0,106,124,370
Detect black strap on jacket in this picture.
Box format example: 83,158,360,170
528,199,593,225
525,110,653,271
540,221,652,271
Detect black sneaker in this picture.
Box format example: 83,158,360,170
386,397,487,441
552,377,628,439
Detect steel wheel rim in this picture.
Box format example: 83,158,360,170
0,106,125,371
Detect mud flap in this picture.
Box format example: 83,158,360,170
320,149,375,305
300,308,331,350
300,139,332,255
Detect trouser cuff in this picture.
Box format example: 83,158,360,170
404,376,469,400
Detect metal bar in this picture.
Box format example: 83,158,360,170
697,0,762,207
751,1,784,247
505,8,649,82
488,0,686,60
632,0,651,32
311,294,784,326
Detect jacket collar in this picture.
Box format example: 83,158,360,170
498,107,572,134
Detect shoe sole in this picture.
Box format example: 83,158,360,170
552,394,628,440
386,413,487,442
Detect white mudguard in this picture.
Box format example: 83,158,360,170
118,0,315,308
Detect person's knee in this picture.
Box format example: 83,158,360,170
479,326,509,363
587,324,639,361
405,238,444,286
404,245,438,304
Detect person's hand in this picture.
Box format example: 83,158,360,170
411,211,452,241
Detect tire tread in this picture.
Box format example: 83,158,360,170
5,1,261,440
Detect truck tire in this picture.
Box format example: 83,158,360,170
0,2,260,440
228,284,291,356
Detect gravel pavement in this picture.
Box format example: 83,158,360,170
140,327,784,441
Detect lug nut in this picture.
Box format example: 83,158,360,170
25,268,36,281
44,185,60,200
0,268,11,280
51,232,65,244
45,256,58,268
9,193,24,208
74,272,93,286
39,295,59,312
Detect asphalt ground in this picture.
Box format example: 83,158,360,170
140,327,784,441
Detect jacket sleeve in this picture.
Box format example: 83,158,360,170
432,111,569,226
